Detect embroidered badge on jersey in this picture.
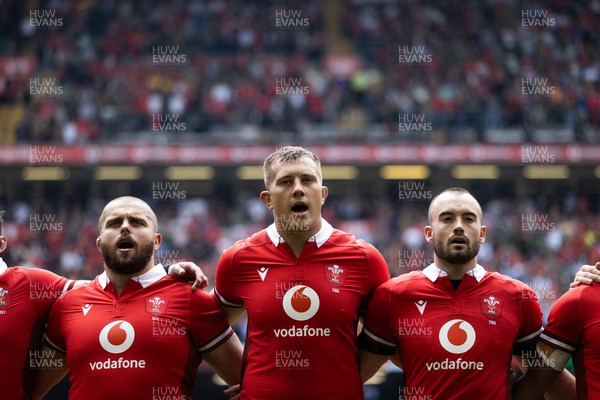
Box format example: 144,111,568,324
0,286,9,313
480,295,503,319
324,264,346,286
145,296,168,314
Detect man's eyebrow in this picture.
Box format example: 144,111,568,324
438,210,478,218
103,216,121,227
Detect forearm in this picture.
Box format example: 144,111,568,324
545,369,576,400
203,333,244,387
358,349,390,383
31,344,68,400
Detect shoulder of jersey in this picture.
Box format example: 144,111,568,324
327,229,376,250
381,271,426,290
11,266,48,276
60,278,101,301
225,230,271,253
484,271,532,293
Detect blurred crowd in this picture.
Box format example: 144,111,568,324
0,0,598,143
2,192,598,320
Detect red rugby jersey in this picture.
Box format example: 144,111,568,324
214,220,390,400
540,284,600,399
44,264,233,400
0,258,74,400
359,264,542,400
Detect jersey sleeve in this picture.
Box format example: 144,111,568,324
24,267,75,317
25,267,75,297
43,295,67,353
539,286,583,354
214,245,244,308
514,282,543,351
360,243,390,312
190,288,234,354
357,281,396,355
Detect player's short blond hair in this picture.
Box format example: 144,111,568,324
263,146,322,189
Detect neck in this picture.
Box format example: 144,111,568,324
434,257,478,280
105,264,154,295
278,231,312,258
276,218,322,258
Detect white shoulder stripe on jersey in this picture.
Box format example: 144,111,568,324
540,333,576,353
43,333,66,353
363,327,396,348
214,288,243,308
198,326,233,353
61,279,74,294
514,327,542,344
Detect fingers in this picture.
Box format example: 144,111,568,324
223,384,241,400
191,276,209,291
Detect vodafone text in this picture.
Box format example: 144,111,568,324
89,357,146,370
425,358,484,371
273,325,331,337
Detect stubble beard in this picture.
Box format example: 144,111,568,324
433,235,480,265
101,239,154,275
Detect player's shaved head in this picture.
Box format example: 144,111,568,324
98,196,158,232
428,187,483,224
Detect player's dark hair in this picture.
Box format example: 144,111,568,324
0,210,4,235
263,146,322,189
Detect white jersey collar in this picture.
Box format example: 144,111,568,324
0,257,7,276
99,263,166,290
266,218,334,248
422,263,486,283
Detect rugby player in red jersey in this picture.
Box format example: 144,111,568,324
357,187,576,399
214,146,390,399
0,208,208,400
32,197,242,399
1,258,203,400
512,264,600,399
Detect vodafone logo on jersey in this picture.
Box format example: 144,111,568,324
282,285,320,321
438,319,476,354
89,320,147,371
274,285,330,338
99,320,135,354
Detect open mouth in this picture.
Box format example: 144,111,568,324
450,237,467,244
291,204,308,213
117,238,135,250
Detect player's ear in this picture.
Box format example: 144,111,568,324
153,233,162,250
424,226,433,243
479,225,486,243
321,186,328,205
0,236,7,254
95,236,101,251
260,191,274,209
